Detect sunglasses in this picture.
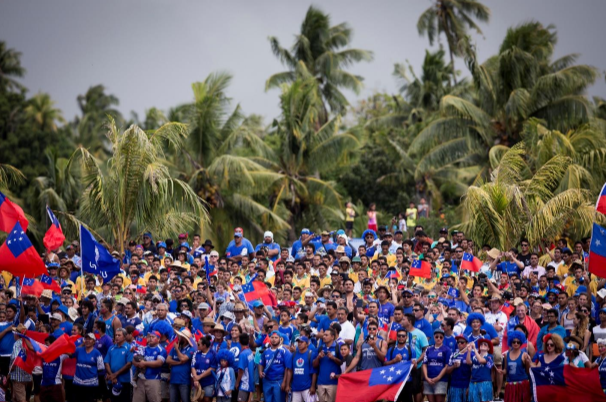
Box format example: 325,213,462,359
368,327,378,331
413,309,421,312
397,334,407,338
403,294,413,298
546,343,555,347
511,340,521,345
434,335,444,338
428,295,436,299
457,341,467,344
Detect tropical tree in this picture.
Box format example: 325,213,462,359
0,163,25,190
25,93,65,132
409,21,599,192
417,0,490,83
258,77,360,239
0,42,25,92
34,149,80,215
266,5,373,116
459,144,596,250
71,118,208,254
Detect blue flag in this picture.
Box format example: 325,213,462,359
447,287,460,298
80,225,120,282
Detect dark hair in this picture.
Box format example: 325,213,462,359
95,320,107,333
102,299,114,310
199,335,212,347
443,317,455,330
404,313,416,326
326,301,337,310
239,333,250,346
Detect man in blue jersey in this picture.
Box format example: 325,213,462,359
291,336,317,402
236,333,255,402
132,331,166,402
104,328,133,402
260,331,292,402
255,231,281,262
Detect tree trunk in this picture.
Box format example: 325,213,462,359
449,46,458,85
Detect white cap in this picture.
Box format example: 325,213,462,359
338,234,347,240
598,288,606,299
264,231,273,239
209,250,219,257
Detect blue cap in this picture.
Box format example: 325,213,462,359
58,305,69,316
61,282,71,289
296,336,309,343
301,228,311,235
157,242,167,249
144,232,152,238
269,330,282,338
336,229,345,236
316,297,325,303
46,262,60,268
112,381,123,396
234,232,243,238
600,308,606,315
253,300,264,308
402,289,413,295
575,286,588,296
180,242,191,252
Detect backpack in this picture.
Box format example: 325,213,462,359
386,343,412,363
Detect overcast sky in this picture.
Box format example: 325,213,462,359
1,0,605,124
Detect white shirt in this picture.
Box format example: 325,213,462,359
453,322,466,337
485,310,508,341
521,265,546,279
339,320,356,342
593,325,606,343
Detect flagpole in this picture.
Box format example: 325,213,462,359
79,224,84,299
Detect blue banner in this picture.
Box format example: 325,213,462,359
80,225,120,282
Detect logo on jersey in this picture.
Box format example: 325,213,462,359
296,358,304,367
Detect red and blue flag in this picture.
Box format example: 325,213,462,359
136,285,147,294
530,365,606,402
21,278,44,297
242,280,272,305
596,182,606,216
0,222,46,277
336,361,413,402
0,191,28,233
385,269,401,280
409,259,431,278
43,206,65,251
589,223,606,278
40,274,61,294
461,252,482,272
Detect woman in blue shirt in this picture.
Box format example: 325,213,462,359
466,338,494,402
446,336,472,402
501,330,531,402
167,329,195,402
589,338,606,395
72,333,105,402
535,333,565,367
422,328,451,402
191,335,218,402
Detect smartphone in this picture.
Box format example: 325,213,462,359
356,299,364,308
515,283,522,291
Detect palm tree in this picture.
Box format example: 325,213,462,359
25,93,65,132
34,149,80,215
409,22,599,188
0,163,25,190
256,77,360,240
71,118,208,254
417,0,490,83
0,42,26,92
266,6,373,116
459,144,596,250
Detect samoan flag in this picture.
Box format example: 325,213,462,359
596,182,606,216
40,274,61,294
530,365,606,402
43,206,65,251
0,222,47,277
21,278,44,297
0,191,28,233
385,269,401,280
336,361,413,402
589,223,606,278
447,287,460,299
461,252,482,272
409,259,431,278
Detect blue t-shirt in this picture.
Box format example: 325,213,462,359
596,356,606,390
377,302,395,328
470,352,493,382
386,345,415,362
260,346,292,382
278,325,296,345
255,242,281,262
143,345,167,380
192,350,218,387
448,351,472,388
415,319,435,346
227,238,254,255
211,340,228,354
423,345,451,382
121,315,142,329
42,355,67,386
408,328,429,369
59,321,73,336
506,351,528,382
95,334,113,358
226,243,250,262
104,343,133,383
229,342,241,365
238,348,255,392
169,345,195,384
0,322,15,355
318,315,338,333
310,241,335,256
291,349,316,392
291,240,305,260
314,342,341,386
444,335,457,353
73,347,105,387
497,261,520,276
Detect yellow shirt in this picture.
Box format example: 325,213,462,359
557,263,571,278
375,275,390,287
345,207,355,222
372,252,397,267
564,276,597,297
319,275,332,289
292,275,311,290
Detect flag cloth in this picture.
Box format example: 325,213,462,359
409,259,431,279
136,285,147,294
40,334,76,362
589,223,606,278
80,225,120,282
39,274,61,294
21,278,44,297
14,335,48,374
0,222,46,277
242,280,272,305
25,331,49,344
461,252,482,272
386,322,397,341
336,361,412,402
447,287,460,298
0,191,28,233
530,365,606,402
43,206,65,251
386,269,402,280
597,182,606,216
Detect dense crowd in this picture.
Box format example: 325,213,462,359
0,221,604,402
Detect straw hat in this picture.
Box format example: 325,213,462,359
486,248,500,260
41,289,53,299
202,317,216,327
190,384,202,402
170,260,183,269
176,328,194,347
213,323,227,334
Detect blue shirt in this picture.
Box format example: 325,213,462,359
0,322,15,356
536,324,567,351
415,319,435,346
226,243,250,262
278,325,296,345
378,302,395,328
448,351,472,388
310,241,335,256
255,242,281,262
121,315,142,329
260,346,292,381
408,328,429,369
73,347,105,387
470,352,493,383
229,342,241,365
318,315,338,333
386,344,415,362
104,342,133,383
423,345,451,382
291,349,316,391
168,345,195,384
595,356,606,390
497,261,520,276
238,348,255,392
444,335,457,353
95,334,113,358
42,355,67,386
192,350,218,387
314,342,340,386
291,240,305,260
143,345,167,380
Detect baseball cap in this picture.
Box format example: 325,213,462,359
301,228,311,235
50,313,62,321
85,333,96,340
198,303,210,310
296,336,309,344
234,232,242,238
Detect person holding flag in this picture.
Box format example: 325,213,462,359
8,324,33,402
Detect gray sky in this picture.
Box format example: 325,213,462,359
1,0,605,123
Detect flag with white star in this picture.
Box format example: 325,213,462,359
589,223,606,278
0,221,46,277
336,361,412,402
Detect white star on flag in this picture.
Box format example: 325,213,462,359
380,370,385,375
387,376,393,381
389,367,394,371
596,240,602,246
396,370,402,375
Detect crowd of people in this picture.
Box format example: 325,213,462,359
0,221,604,402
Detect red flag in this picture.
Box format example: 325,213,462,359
41,334,76,362
242,281,272,305
589,223,606,277
39,274,61,294
387,323,397,341
461,252,482,272
336,362,413,402
43,206,65,251
530,365,606,402
25,331,49,344
21,278,45,298
597,183,606,216
165,337,177,353
409,259,431,278
0,191,28,233
15,336,47,374
0,222,46,277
